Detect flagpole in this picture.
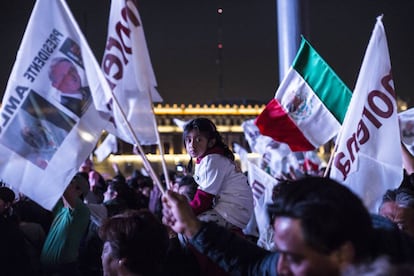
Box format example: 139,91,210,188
148,92,172,189
110,92,165,194
323,133,342,178
323,143,336,177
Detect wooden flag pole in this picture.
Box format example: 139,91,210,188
323,132,342,178
148,92,172,189
110,92,165,194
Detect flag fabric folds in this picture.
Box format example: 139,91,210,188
94,133,118,163
0,0,110,210
329,16,403,212
247,161,278,250
99,0,162,146
232,142,249,173
255,37,352,152
242,119,296,177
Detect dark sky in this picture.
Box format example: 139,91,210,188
1,0,414,106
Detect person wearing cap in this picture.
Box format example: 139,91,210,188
40,172,90,275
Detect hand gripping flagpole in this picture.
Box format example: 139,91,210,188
110,92,166,194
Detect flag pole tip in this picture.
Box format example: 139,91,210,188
377,14,384,21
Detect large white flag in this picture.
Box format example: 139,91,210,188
330,16,403,212
0,0,111,210
99,0,162,146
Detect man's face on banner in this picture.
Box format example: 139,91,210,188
51,60,81,94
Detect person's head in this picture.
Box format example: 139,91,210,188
177,175,198,202
99,209,169,276
49,57,81,94
129,176,154,198
112,173,126,187
159,170,176,190
0,186,15,216
79,158,94,173
63,172,90,200
104,179,130,203
268,176,373,276
183,117,234,161
378,188,414,237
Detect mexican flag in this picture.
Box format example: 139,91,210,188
255,38,352,152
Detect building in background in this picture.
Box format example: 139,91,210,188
95,103,264,177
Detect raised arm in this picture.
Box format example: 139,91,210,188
162,190,277,275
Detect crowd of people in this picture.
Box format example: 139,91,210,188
2,117,414,275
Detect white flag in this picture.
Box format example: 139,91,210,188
94,134,118,162
173,118,189,130
100,0,162,145
247,161,278,250
330,16,403,212
233,142,249,173
0,0,110,210
242,119,297,178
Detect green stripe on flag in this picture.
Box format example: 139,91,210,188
292,38,352,123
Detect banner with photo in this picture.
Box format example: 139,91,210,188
0,0,111,210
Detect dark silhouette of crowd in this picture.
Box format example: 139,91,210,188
3,120,414,275
3,162,414,275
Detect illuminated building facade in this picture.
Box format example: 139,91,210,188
96,103,265,177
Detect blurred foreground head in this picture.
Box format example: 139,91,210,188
268,176,373,275
99,209,169,276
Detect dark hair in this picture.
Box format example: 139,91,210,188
112,173,126,186
128,176,154,191
160,170,177,186
268,176,373,262
183,118,234,172
177,175,198,201
0,187,15,203
380,188,414,210
99,209,169,275
104,179,140,215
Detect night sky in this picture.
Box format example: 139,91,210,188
1,0,414,106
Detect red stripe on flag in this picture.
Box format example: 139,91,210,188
255,98,315,151
252,180,265,200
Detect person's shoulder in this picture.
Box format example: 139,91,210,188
202,153,229,163
371,213,399,231
71,198,90,216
